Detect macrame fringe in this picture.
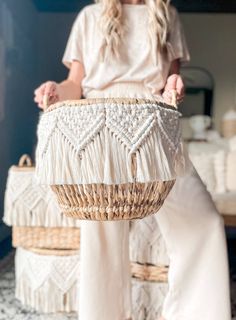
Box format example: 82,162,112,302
3,200,80,227
132,279,168,320
3,170,80,227
15,247,80,313
36,99,185,185
36,126,185,185
15,275,79,313
129,215,170,266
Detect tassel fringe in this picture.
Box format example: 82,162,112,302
3,169,80,227
36,99,185,185
15,247,80,313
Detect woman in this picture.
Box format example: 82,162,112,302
34,1,231,320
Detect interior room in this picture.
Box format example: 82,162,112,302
0,0,236,319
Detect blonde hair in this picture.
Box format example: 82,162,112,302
94,0,170,63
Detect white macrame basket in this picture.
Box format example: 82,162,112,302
35,96,185,221
15,247,80,313
130,215,169,319
3,154,80,227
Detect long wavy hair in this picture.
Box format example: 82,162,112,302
94,0,171,63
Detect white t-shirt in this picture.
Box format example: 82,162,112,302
62,3,190,99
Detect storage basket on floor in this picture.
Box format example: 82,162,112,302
130,214,169,319
12,226,80,250
3,154,80,227
15,247,80,313
36,97,185,221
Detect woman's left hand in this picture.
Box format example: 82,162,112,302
162,74,185,106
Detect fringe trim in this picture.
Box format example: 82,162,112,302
131,278,168,320
15,247,80,313
3,169,80,227
15,275,79,313
36,99,186,185
129,215,170,266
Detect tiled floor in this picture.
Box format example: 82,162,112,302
0,253,236,320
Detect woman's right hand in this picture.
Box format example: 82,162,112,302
34,81,60,110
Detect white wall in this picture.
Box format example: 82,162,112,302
180,13,236,130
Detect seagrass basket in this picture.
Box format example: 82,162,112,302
130,262,168,283
12,226,80,250
36,94,183,221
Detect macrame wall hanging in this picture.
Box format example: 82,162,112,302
36,94,185,221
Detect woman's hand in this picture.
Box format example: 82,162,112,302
162,74,185,106
34,81,61,110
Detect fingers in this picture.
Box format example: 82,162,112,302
166,74,178,90
162,90,184,106
163,74,185,106
176,76,185,97
34,81,59,109
44,81,56,98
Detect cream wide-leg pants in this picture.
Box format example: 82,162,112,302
78,163,231,320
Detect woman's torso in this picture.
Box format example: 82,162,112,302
63,3,187,100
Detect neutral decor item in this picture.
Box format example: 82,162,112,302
129,215,169,319
15,247,80,313
3,154,80,227
36,96,185,221
222,109,236,138
189,114,211,140
131,279,168,320
12,226,80,250
226,151,236,192
188,141,227,194
213,191,236,217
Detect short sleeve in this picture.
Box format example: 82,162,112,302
62,9,85,68
166,6,190,65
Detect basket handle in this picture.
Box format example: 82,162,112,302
18,154,33,167
43,94,49,110
170,89,178,109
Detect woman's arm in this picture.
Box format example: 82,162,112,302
58,60,85,100
162,59,185,105
34,60,85,109
169,59,180,75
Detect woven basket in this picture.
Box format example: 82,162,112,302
3,154,80,227
51,180,175,220
12,226,80,250
36,95,182,221
130,262,168,283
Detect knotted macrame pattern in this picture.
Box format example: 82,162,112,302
35,99,185,185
